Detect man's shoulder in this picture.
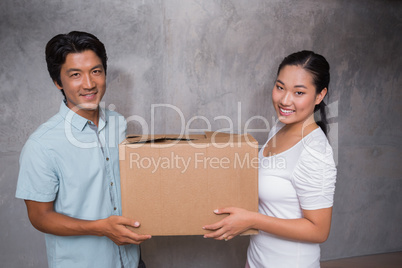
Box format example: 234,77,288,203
104,108,125,119
104,109,127,128
28,113,64,143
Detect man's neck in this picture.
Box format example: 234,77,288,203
82,109,100,127
66,103,100,127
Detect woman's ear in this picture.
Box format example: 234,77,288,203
315,88,327,105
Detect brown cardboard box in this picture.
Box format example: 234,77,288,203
119,132,259,236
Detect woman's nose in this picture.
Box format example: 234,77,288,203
280,92,292,106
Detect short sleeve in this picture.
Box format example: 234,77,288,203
292,133,337,210
15,138,59,202
119,117,127,144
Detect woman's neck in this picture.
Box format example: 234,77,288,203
281,115,318,138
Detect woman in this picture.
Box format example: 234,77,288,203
203,50,337,267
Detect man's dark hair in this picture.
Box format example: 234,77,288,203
45,31,107,98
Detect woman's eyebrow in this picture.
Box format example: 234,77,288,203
277,79,307,89
276,79,285,85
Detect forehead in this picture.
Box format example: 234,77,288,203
62,50,103,70
277,65,314,87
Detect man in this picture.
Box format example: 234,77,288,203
16,31,151,267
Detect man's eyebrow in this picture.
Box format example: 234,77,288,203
66,68,81,73
65,64,103,73
91,64,103,70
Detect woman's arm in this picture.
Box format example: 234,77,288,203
203,206,332,243
25,200,152,245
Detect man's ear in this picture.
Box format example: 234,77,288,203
54,80,63,90
315,88,327,105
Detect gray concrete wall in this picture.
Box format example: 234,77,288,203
1,0,401,267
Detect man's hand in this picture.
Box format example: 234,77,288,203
98,215,151,245
25,200,151,245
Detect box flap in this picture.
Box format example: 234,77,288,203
125,135,199,144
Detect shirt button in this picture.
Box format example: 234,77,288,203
106,157,109,161
111,182,114,186
87,120,91,124
114,207,117,211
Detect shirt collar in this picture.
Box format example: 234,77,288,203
59,102,107,132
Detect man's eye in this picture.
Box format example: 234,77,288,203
93,70,102,75
71,73,80,77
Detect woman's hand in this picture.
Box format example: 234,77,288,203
202,207,256,241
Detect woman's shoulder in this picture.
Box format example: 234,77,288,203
295,127,336,170
292,126,337,186
301,127,332,155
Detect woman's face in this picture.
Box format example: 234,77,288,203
272,65,326,127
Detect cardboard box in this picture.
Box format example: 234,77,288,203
119,132,259,236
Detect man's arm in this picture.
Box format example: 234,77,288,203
25,200,151,245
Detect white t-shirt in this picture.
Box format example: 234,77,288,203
247,122,337,268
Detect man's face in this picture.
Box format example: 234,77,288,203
55,50,106,112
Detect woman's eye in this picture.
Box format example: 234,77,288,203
295,91,304,96
276,85,283,90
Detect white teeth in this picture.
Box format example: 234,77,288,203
280,108,294,114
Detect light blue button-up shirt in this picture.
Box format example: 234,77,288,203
16,102,139,268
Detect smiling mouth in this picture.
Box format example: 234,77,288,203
81,92,97,99
279,107,295,115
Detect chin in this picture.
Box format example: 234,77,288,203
277,116,295,125
78,103,99,110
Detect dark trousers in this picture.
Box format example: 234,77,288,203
138,246,146,268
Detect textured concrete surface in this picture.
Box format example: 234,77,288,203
321,251,402,268
1,0,401,267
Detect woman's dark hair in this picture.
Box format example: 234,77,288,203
45,31,107,99
277,50,330,135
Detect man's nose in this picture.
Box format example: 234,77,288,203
83,74,95,89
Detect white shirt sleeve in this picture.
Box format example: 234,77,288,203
292,132,337,210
